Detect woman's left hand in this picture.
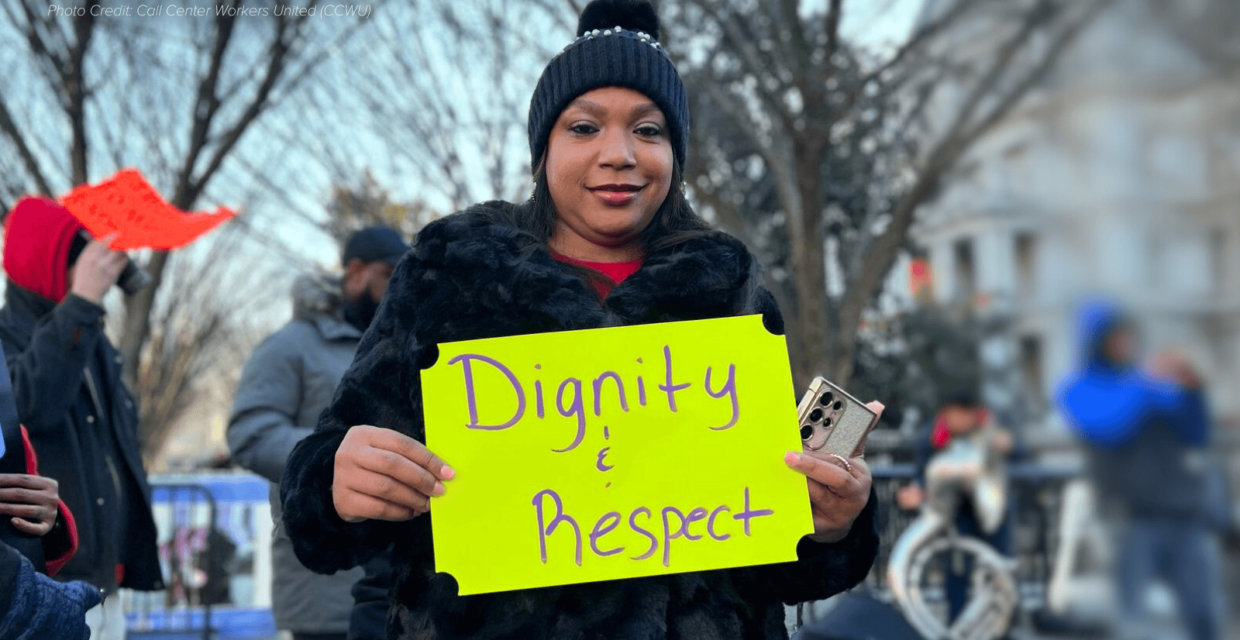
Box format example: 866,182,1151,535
784,401,882,544
0,474,60,536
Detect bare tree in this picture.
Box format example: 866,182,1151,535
323,0,568,212
0,0,369,458
664,0,1111,388
125,225,272,461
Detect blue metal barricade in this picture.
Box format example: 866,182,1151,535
128,475,277,640
129,483,219,640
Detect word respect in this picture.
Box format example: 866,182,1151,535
448,346,740,451
532,487,774,567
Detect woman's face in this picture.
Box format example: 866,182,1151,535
546,86,673,261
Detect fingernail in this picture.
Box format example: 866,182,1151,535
432,482,445,496
784,451,801,466
440,465,455,480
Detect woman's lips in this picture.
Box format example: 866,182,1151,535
589,185,644,205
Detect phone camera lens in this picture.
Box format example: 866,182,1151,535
824,417,832,427
820,392,834,406
809,408,824,422
800,425,813,440
833,400,843,411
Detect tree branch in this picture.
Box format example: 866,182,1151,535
0,98,54,195
825,0,842,59
188,10,300,207
776,0,809,90
67,0,101,184
689,0,797,136
845,0,1111,350
691,180,749,239
940,0,1055,144
176,0,240,203
12,0,71,112
954,0,1112,151
842,0,986,114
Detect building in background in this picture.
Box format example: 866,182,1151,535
911,0,1240,429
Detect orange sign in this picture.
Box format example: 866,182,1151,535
59,169,235,250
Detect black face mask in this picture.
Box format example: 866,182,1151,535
343,291,381,331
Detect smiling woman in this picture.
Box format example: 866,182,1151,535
278,0,881,638
545,88,675,262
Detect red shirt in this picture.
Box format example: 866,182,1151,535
552,253,643,300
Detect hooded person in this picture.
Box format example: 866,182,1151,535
1055,298,1221,640
227,226,408,640
280,2,881,638
1056,299,1209,513
0,196,162,640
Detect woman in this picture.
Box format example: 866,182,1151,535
281,1,880,637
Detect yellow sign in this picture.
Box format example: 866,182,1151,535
421,315,812,595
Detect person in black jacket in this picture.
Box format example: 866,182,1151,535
280,2,880,638
0,196,162,640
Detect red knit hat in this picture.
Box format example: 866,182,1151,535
2,197,86,303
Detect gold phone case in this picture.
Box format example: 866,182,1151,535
797,376,878,459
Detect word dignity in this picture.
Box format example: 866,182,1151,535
448,345,740,452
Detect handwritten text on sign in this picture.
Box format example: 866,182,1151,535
421,315,812,595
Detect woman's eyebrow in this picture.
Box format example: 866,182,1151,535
565,99,605,116
563,100,662,121
631,103,661,119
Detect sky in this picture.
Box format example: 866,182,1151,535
837,0,922,50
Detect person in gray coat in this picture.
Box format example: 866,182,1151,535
228,227,407,640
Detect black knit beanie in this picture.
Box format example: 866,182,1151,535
527,0,688,172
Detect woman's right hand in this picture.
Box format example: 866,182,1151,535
332,425,454,523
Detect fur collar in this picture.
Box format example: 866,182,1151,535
291,272,360,342
403,201,781,345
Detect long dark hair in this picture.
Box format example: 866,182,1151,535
521,154,712,255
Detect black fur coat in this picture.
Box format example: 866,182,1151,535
281,202,879,640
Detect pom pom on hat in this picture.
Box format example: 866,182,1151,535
577,0,660,40
528,0,688,172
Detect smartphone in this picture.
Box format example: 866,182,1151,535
797,377,879,459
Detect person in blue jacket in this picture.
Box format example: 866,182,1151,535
0,537,102,640
1056,299,1222,640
